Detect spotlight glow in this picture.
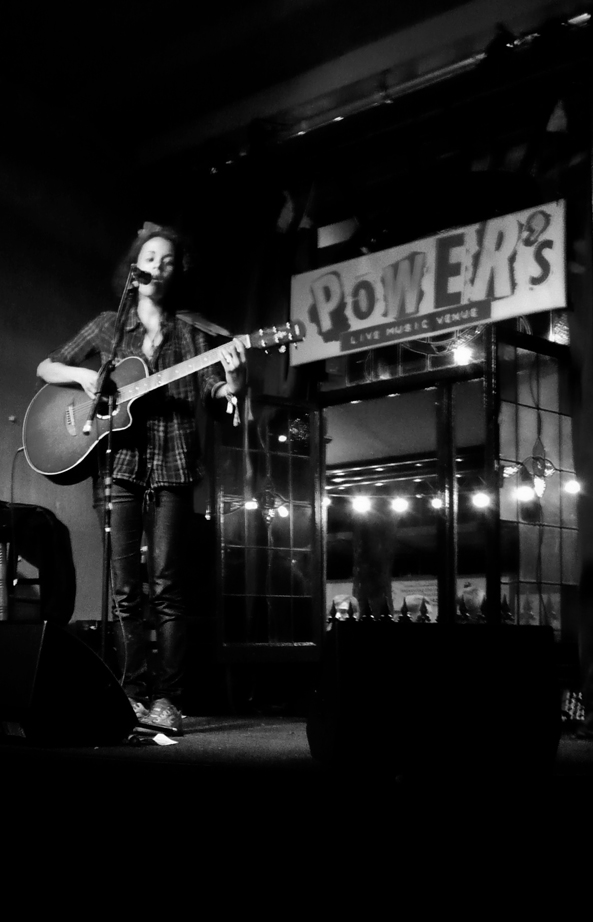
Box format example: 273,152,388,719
565,479,581,494
244,499,258,510
516,485,536,502
391,497,409,513
352,495,371,513
472,491,490,508
430,497,443,509
278,434,288,443
453,344,473,366
277,504,290,517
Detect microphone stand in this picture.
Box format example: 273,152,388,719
84,266,139,662
99,392,116,662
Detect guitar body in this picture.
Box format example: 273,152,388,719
22,321,306,484
23,356,149,482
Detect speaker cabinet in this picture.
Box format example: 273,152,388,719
307,623,562,780
0,622,135,744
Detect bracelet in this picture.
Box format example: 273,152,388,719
226,391,240,426
214,382,240,427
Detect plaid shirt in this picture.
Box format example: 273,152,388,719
48,308,227,487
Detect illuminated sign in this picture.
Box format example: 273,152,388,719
290,200,566,366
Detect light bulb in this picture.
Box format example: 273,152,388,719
516,485,536,502
564,479,580,494
391,497,409,513
453,344,473,366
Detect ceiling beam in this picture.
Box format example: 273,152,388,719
137,0,588,165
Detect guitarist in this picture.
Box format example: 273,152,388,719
36,224,246,735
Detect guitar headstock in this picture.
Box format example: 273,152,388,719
250,321,306,353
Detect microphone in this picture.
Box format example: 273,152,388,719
131,264,153,285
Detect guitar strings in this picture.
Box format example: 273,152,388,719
69,351,218,418
66,334,268,421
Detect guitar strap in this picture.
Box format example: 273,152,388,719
177,311,232,339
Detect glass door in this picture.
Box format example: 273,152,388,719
324,379,490,624
212,397,324,661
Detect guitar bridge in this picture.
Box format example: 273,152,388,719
65,402,77,436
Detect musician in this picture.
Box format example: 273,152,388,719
36,224,247,734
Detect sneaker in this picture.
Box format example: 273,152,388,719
141,698,183,736
129,698,150,721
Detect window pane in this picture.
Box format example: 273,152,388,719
560,473,579,529
517,406,539,461
499,401,517,460
519,524,561,583
542,586,561,631
518,583,541,625
542,526,562,582
292,504,313,548
538,410,559,466
542,469,561,526
559,416,574,471
538,354,559,411
291,457,312,503
269,549,294,594
561,528,579,584
224,546,245,593
498,343,516,403
516,350,538,407
291,550,312,596
500,471,518,522
223,508,245,544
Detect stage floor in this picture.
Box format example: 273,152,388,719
2,713,592,780
1,715,592,853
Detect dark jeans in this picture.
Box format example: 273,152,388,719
94,479,193,706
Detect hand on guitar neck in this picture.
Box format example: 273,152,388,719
217,337,247,398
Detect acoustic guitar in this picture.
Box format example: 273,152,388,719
23,322,305,483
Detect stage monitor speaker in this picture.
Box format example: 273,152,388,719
307,623,562,780
0,622,136,745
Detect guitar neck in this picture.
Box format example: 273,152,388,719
118,333,251,402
